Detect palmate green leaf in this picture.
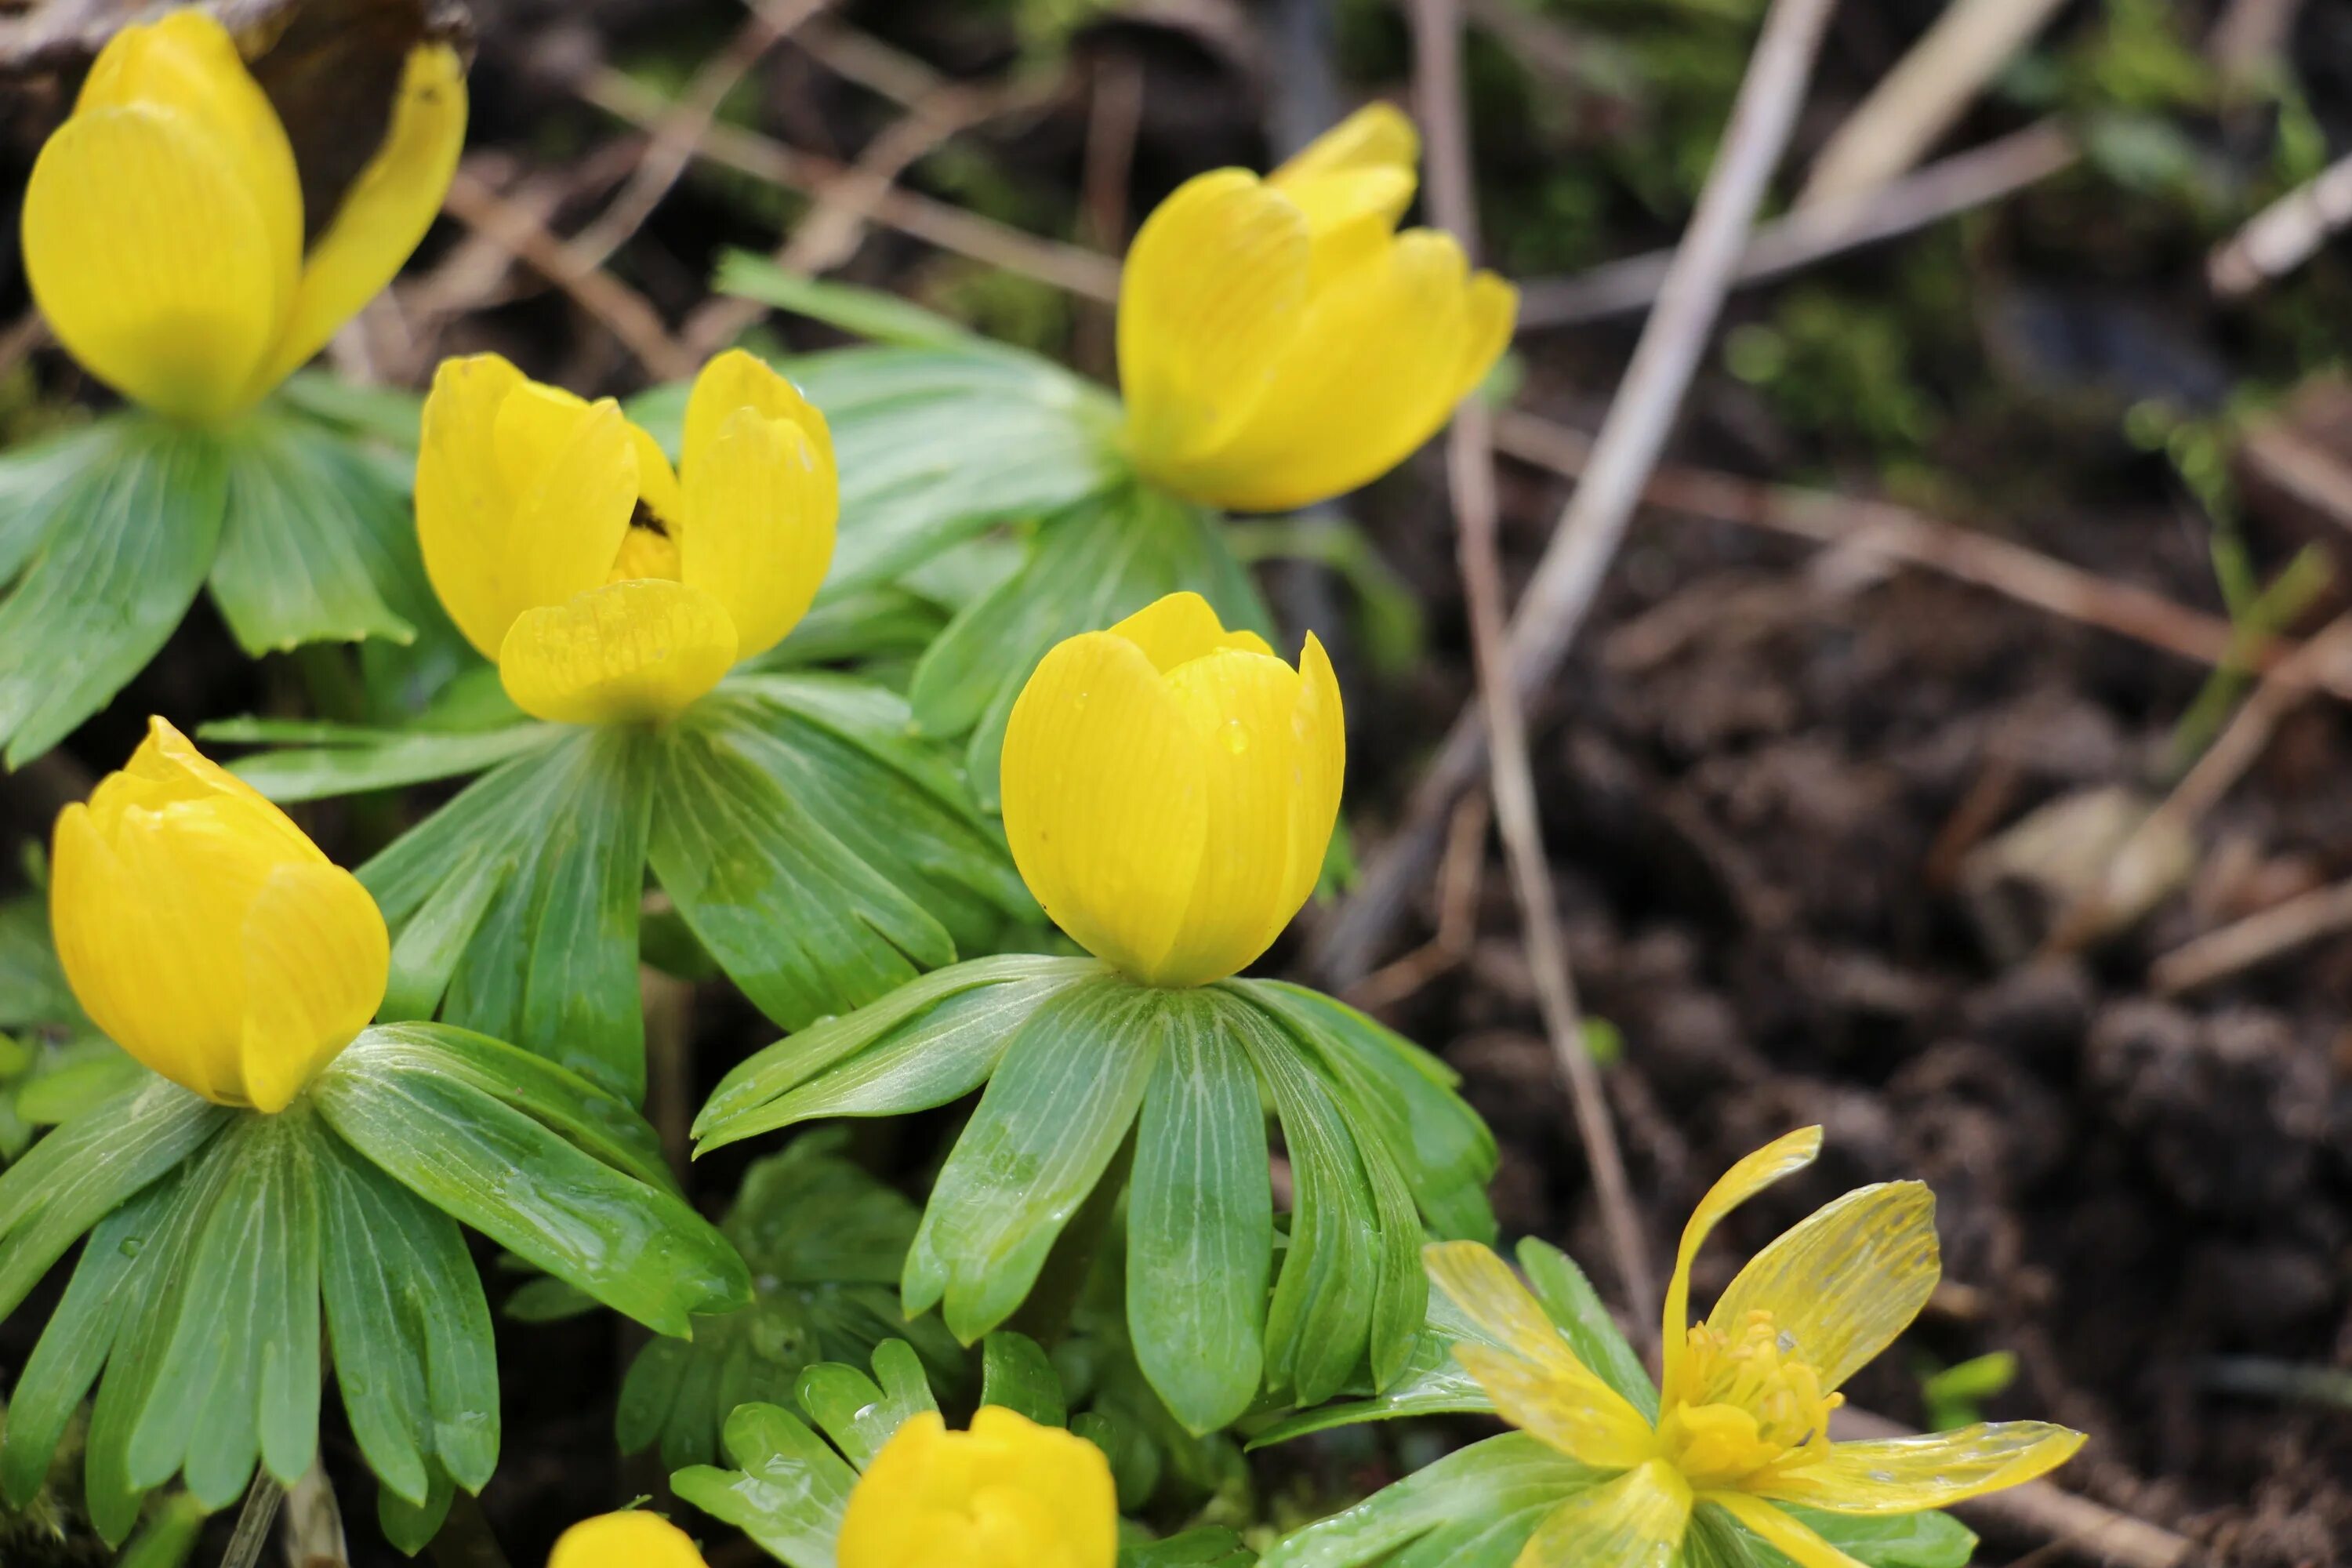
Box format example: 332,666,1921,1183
0,413,227,767
0,419,118,584
274,372,426,454
717,252,977,349
209,715,561,802
1755,1508,1977,1568
311,1025,749,1336
1126,1530,1257,1567
980,1330,1066,1428
0,893,82,1033
796,1338,941,1470
673,1401,862,1568
360,727,652,1100
909,483,1278,811
1257,1434,1602,1568
1518,1238,1658,1421
209,412,414,655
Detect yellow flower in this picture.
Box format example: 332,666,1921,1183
547,1511,707,1568
1117,103,1516,514
20,11,466,426
49,717,388,1114
837,1407,1116,1568
416,350,837,725
999,592,1344,988
1426,1127,2085,1568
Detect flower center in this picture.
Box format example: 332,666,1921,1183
608,502,681,583
1657,1310,1842,1490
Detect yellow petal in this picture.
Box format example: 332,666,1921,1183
1457,270,1519,401
50,800,222,1097
1273,167,1417,286
1756,1424,2085,1515
608,526,681,584
999,630,1209,982
548,1511,710,1568
839,1408,1117,1568
681,348,835,479
253,42,466,392
1118,169,1311,475
78,12,302,321
1707,1181,1940,1393
1107,590,1269,670
679,405,837,659
1272,102,1421,184
498,579,736,725
1513,1460,1692,1568
1661,1128,1824,1406
1277,633,1346,918
1704,1494,1867,1568
238,862,389,1113
1425,1241,1657,1470
23,106,280,423
416,354,527,656
1163,229,1491,512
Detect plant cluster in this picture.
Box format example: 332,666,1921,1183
0,13,2083,1567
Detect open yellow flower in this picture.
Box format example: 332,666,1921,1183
999,592,1343,988
1426,1127,2085,1568
548,1511,708,1568
837,1407,1116,1568
417,350,837,724
1117,103,1516,514
49,717,388,1114
21,11,466,426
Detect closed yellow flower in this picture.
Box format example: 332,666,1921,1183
1425,1127,2086,1568
49,717,388,1114
547,1512,707,1568
416,350,837,725
1118,103,1516,514
21,11,466,426
1000,592,1343,989
837,1407,1116,1568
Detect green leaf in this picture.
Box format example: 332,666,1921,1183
379,850,515,1025
0,419,120,584
378,1464,456,1555
717,253,977,348
208,413,414,654
1125,1529,1257,1567
648,703,952,1033
210,717,560,803
274,372,425,454
0,891,86,1033
909,485,1275,810
1517,1238,1659,1421
0,415,227,766
13,1043,147,1128
1243,1285,1499,1450
671,1402,860,1568
0,1076,231,1321
1255,1434,1602,1568
980,1330,1067,1428
1126,996,1272,1435
1773,1508,1978,1568
364,728,655,1101
317,1126,499,1501
695,954,1091,1149
310,1034,748,1337
127,1112,322,1507
903,975,1163,1341
797,1339,939,1470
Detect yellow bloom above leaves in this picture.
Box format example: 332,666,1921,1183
50,717,389,1114
1119,103,1516,513
23,11,466,426
1427,1127,2085,1568
837,1407,1116,1568
1000,592,1343,988
417,350,838,724
547,1512,708,1568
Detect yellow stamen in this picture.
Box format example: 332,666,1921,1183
1657,1310,1843,1491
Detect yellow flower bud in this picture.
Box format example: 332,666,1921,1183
416,350,837,726
20,12,466,426
547,1511,708,1568
1117,103,1516,513
1000,592,1344,988
837,1407,1116,1568
49,717,388,1114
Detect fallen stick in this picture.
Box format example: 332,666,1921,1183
2209,147,2352,298
2151,874,2352,994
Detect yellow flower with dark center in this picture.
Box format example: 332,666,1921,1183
416,350,837,724
21,11,466,426
1117,103,1516,514
49,717,388,1114
837,1407,1116,1568
1426,1127,2085,1567
999,592,1343,988
547,1511,707,1568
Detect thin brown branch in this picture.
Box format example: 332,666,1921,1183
1835,1408,2196,1568
579,67,1122,303
1347,792,1490,1010
1519,121,2077,329
2152,873,2352,995
440,165,698,381
1409,0,1656,1319
1314,0,1841,985
2209,147,2352,298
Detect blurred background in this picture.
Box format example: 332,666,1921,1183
2,0,2350,1563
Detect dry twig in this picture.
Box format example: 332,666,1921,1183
2208,148,2352,298
1408,0,1655,1317
1520,121,2076,328
1314,0,1841,985
1348,793,1490,1010
2152,874,2352,994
